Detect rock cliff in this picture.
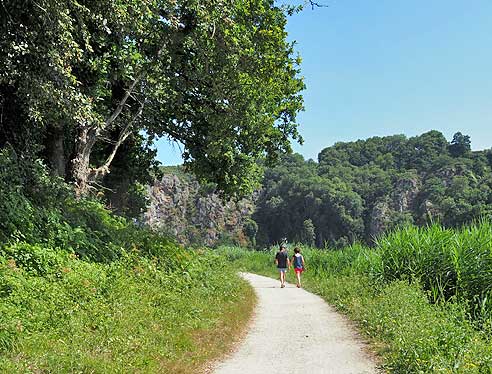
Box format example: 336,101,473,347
145,173,255,247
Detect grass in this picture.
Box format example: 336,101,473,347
219,220,492,373
0,245,256,373
164,281,256,374
376,222,492,323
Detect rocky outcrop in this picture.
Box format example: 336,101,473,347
369,198,391,237
145,174,193,240
145,173,255,247
369,175,420,237
394,176,419,212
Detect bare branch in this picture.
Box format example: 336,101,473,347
104,73,144,128
103,42,166,129
308,0,328,10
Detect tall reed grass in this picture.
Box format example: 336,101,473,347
376,220,492,323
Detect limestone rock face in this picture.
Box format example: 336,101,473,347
144,174,191,240
145,173,254,247
369,198,391,237
369,175,420,238
393,176,419,212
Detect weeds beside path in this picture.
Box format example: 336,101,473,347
0,247,256,373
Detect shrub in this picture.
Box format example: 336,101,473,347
0,243,71,276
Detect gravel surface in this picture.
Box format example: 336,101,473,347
213,273,379,374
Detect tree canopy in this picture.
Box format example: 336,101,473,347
1,0,304,200
253,131,492,247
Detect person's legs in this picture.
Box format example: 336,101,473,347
296,271,301,287
279,269,286,287
294,268,303,287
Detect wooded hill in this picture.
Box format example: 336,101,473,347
148,131,492,248
256,130,492,246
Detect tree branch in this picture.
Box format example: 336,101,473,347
103,41,167,129
104,73,143,128
308,0,328,10
91,102,145,180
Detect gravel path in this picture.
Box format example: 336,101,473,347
213,273,379,374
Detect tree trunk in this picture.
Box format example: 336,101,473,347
46,124,66,177
72,125,99,197
71,76,144,197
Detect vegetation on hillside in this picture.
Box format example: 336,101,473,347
253,130,492,247
222,219,492,373
147,130,492,249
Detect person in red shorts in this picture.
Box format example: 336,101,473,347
292,247,306,288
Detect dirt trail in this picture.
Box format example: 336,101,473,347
212,273,379,374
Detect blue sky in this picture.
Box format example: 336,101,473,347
156,0,492,164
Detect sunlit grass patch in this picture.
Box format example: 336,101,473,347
0,246,256,373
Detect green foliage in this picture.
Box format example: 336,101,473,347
254,153,364,247
254,131,492,247
0,243,249,372
0,149,174,262
0,152,251,370
0,147,71,244
300,219,316,246
0,141,257,371
0,149,36,243
449,132,472,158
329,279,492,373
1,0,304,198
376,221,492,323
0,243,71,277
243,219,258,248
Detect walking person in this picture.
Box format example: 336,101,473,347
274,244,290,288
292,247,306,288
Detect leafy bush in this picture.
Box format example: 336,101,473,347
0,148,39,243
0,243,71,276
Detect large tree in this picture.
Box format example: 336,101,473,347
0,0,304,196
